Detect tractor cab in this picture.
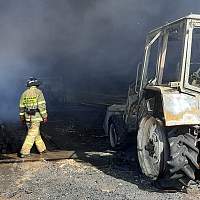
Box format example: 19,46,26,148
137,14,200,94
132,14,200,127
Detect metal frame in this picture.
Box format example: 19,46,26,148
156,21,186,86
139,22,185,92
182,19,200,94
138,31,161,98
138,15,200,95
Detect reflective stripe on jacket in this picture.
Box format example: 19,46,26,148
19,86,47,122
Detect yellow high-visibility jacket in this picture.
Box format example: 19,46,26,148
19,86,47,122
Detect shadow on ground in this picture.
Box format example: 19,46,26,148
0,104,161,193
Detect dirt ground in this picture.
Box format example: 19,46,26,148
0,106,200,199
0,159,200,200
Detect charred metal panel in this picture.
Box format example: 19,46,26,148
162,93,200,126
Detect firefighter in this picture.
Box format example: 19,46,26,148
19,77,48,158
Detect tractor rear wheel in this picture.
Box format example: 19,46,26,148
167,130,199,187
137,115,199,188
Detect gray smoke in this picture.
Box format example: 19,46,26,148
0,0,199,121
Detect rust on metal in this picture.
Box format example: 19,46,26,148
162,93,200,126
145,85,200,126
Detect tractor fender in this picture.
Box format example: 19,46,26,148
146,85,200,126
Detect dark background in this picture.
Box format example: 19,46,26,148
0,0,200,121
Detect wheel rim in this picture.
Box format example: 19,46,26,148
137,117,168,180
109,123,118,148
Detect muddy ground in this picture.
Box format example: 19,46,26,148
0,105,200,199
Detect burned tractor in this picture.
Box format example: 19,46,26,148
103,14,200,187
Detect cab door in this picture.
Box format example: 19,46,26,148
136,32,162,124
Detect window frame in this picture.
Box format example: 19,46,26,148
158,23,185,85
184,21,200,93
138,31,161,98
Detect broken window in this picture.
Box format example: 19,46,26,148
189,28,200,87
162,26,184,83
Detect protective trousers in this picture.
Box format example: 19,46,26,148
20,122,46,155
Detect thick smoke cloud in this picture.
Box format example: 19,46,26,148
0,0,200,121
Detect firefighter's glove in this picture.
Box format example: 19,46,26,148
43,117,48,123
20,116,25,125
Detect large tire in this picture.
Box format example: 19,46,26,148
137,116,168,180
137,115,199,188
166,130,199,187
108,115,127,149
